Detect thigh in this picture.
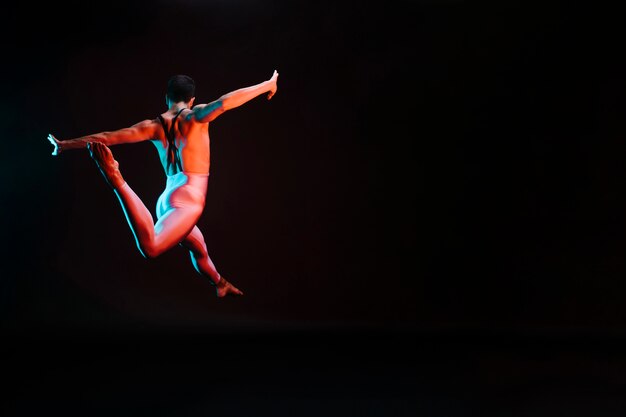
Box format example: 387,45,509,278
158,183,205,218
153,207,203,253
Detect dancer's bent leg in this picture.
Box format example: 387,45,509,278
89,141,242,296
88,141,199,259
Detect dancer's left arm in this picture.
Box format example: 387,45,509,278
191,70,279,123
47,119,159,155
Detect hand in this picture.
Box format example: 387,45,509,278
267,69,279,100
47,133,62,156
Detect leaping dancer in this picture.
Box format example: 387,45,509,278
47,70,279,297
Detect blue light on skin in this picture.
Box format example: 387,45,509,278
114,189,150,259
47,134,61,155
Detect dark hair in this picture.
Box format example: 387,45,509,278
167,74,196,102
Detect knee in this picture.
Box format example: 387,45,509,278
139,243,162,259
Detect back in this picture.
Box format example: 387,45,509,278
151,109,211,175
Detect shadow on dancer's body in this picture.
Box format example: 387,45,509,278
47,70,279,297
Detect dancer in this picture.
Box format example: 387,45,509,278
47,70,279,297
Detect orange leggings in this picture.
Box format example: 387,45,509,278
113,171,220,284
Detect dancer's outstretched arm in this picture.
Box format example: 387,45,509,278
192,69,279,123
47,119,160,156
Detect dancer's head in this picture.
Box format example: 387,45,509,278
166,74,196,107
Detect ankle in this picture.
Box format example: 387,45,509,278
211,274,222,287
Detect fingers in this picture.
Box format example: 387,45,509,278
92,141,108,154
47,134,59,156
87,142,101,157
87,141,101,150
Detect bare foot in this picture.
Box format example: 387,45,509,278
87,142,125,189
215,276,244,298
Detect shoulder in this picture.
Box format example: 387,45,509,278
133,118,161,128
184,108,210,125
183,108,198,121
188,104,218,124
134,119,163,141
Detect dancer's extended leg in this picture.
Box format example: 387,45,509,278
88,141,200,259
180,226,244,297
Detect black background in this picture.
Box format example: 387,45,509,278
5,1,626,416
1,0,416,329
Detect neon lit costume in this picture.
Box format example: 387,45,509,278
47,70,279,297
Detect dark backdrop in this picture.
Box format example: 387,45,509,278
1,0,416,330
2,2,420,416
7,1,626,415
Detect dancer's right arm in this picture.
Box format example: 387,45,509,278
47,119,159,155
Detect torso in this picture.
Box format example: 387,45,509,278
150,109,211,175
